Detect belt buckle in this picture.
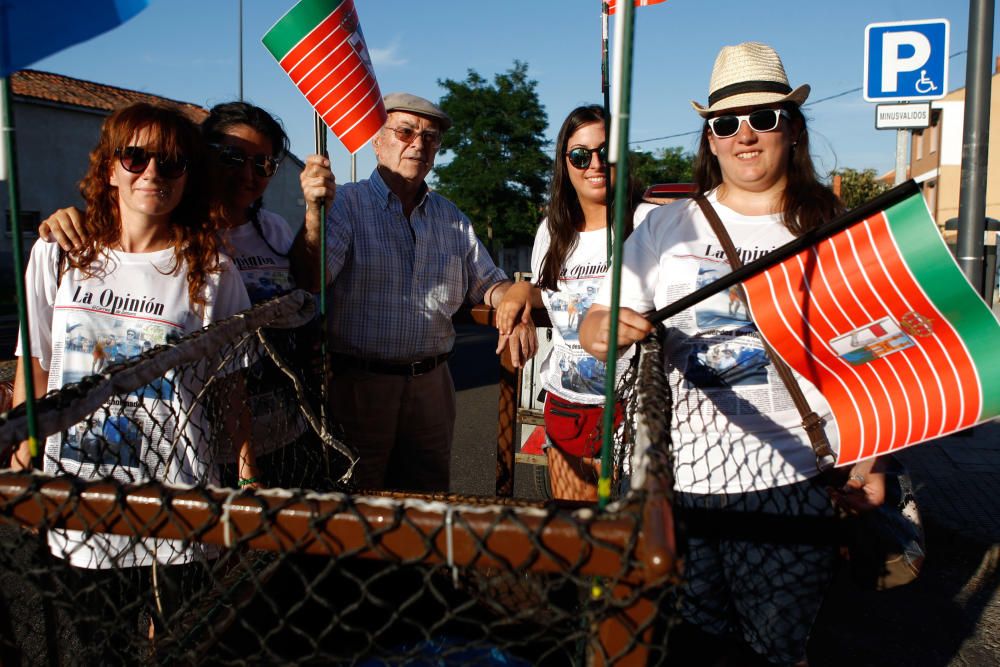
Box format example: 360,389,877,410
408,359,425,376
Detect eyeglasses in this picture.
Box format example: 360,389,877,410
565,145,607,170
384,126,442,147
706,109,790,139
115,146,188,179
210,144,280,178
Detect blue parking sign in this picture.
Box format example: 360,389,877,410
864,19,950,102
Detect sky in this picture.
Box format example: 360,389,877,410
27,0,1000,187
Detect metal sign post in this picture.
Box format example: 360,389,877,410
955,0,995,296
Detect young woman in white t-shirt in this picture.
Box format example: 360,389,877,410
201,102,329,489
38,102,327,489
581,42,887,667
496,105,640,500
10,103,254,648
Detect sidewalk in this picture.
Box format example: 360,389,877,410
899,419,1000,543
811,419,1000,666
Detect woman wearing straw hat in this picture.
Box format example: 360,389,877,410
581,42,885,666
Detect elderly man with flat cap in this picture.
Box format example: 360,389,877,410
294,92,534,493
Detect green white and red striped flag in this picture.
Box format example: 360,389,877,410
263,0,386,154
743,191,1000,466
607,0,667,14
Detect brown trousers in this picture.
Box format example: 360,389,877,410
330,363,455,493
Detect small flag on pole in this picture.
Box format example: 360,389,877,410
607,0,667,15
743,191,1000,466
0,0,150,77
263,0,386,154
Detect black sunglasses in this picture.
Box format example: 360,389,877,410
565,145,607,170
706,109,790,139
115,146,188,179
210,144,280,178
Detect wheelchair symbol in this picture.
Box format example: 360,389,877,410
915,70,938,94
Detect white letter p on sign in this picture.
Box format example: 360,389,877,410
881,31,931,92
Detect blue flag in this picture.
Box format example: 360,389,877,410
0,0,149,77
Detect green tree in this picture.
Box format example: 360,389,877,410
435,61,551,247
629,146,695,189
832,167,889,210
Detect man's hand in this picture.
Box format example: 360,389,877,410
39,207,86,251
300,154,335,210
496,321,538,369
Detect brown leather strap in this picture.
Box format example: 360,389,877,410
693,195,834,470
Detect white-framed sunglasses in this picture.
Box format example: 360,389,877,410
707,109,790,139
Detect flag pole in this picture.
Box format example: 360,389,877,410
648,181,922,325
2,76,39,457
314,112,330,447
601,0,612,265
598,0,636,509
238,0,244,101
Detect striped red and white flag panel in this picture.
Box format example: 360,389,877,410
265,0,385,153
745,211,980,465
607,0,668,15
277,1,353,72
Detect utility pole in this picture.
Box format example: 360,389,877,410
954,0,995,295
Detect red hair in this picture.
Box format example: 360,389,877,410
72,102,222,307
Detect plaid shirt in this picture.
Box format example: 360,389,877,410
324,169,507,361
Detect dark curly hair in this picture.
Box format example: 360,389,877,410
73,102,221,308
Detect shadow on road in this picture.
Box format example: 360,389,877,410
450,324,501,391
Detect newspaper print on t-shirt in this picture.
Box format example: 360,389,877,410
685,260,770,389
547,271,611,398
47,299,186,485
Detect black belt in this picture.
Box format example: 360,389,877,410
332,352,450,376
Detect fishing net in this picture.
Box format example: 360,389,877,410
635,321,845,666
0,292,682,666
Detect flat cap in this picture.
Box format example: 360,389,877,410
383,92,452,131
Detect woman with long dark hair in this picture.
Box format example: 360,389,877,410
496,104,639,500
582,42,882,666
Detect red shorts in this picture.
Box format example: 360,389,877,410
543,394,623,458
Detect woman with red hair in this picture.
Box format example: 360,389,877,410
10,102,253,654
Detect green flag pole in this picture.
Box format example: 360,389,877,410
2,76,39,457
314,112,330,473
598,0,636,509
314,112,328,321
601,0,612,266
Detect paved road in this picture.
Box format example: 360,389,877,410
449,325,1000,665
450,323,546,500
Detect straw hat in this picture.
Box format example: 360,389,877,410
691,42,810,117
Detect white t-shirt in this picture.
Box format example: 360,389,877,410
220,209,306,454
219,209,296,302
597,192,838,494
19,240,251,568
531,220,633,404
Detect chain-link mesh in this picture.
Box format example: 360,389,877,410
620,323,845,666
0,293,682,666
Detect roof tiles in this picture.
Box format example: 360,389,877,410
10,69,208,121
